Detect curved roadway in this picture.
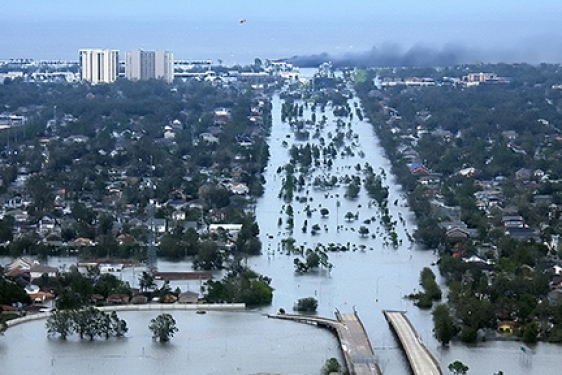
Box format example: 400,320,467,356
268,313,381,375
383,311,442,375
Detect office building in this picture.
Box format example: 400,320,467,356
79,49,119,84
125,50,174,83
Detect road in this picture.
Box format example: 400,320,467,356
384,311,442,375
338,313,382,375
268,312,381,375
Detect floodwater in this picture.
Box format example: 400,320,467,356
2,69,562,374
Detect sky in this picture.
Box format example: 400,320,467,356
2,0,562,65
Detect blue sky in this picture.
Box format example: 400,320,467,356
3,0,562,64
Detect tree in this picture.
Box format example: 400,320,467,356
138,271,156,293
448,361,469,375
0,316,7,336
46,310,74,340
320,208,329,217
193,240,224,270
0,273,31,305
25,174,54,212
73,307,106,341
294,297,318,312
46,308,127,340
432,304,456,345
322,357,342,375
149,313,178,342
311,224,321,235
345,182,360,199
522,321,539,343
414,218,446,249
359,226,370,237
110,311,128,338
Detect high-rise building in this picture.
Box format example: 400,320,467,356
125,50,174,84
125,50,155,81
155,50,174,84
79,49,119,84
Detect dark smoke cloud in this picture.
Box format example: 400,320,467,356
283,41,562,67
283,44,476,67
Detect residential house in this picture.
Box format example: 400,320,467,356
534,169,546,179
534,195,552,205
165,199,187,210
209,209,227,222
199,133,220,144
38,214,59,235
171,210,186,221
4,258,31,273
7,209,29,223
458,167,477,177
208,224,243,236
502,205,519,216
410,163,430,175
29,264,58,280
515,168,532,181
4,195,23,209
502,215,525,228
69,237,95,247
178,291,199,304
446,227,471,240
131,295,148,304
501,130,518,141
228,182,249,195
146,218,167,234
506,227,540,241
214,107,231,125
431,128,453,141
106,294,130,304
418,173,442,187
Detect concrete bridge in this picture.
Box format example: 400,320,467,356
383,310,443,375
268,312,382,375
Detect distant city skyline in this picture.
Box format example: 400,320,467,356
2,1,562,65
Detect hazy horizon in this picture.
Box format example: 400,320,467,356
2,0,562,66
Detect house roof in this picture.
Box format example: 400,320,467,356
179,291,199,297
5,257,31,271
29,265,58,274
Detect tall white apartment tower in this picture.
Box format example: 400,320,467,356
126,50,174,84
155,50,174,84
126,50,155,81
79,49,119,84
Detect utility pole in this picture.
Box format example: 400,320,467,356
147,155,157,273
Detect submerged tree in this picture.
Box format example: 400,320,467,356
149,313,178,342
46,310,74,340
322,357,342,375
448,361,469,375
432,304,456,345
46,308,127,340
294,297,318,313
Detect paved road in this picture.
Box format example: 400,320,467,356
338,313,381,375
384,311,442,375
269,313,381,375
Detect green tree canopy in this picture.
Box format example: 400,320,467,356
149,313,178,342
